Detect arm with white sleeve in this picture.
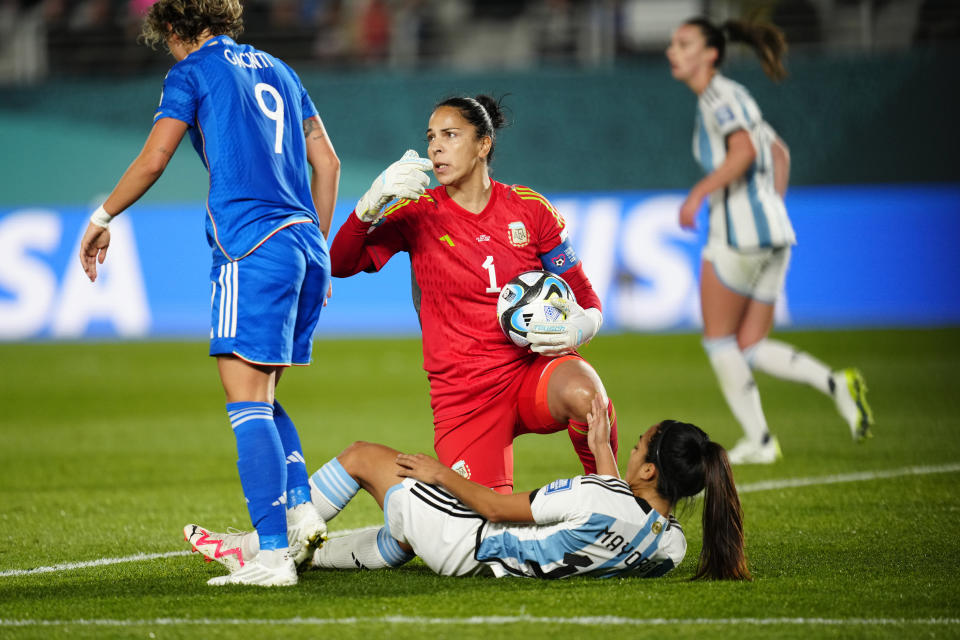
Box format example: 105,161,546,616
680,89,760,229
679,129,756,229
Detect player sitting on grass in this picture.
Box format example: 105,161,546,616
186,394,751,581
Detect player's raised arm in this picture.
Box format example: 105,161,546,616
354,150,433,223
395,453,535,523
586,392,619,477
329,149,432,277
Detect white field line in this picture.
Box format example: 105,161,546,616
0,526,378,578
1,462,958,580
737,462,960,493
0,551,193,577
0,616,958,628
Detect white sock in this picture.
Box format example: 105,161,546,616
237,503,310,562
313,527,412,570
257,548,290,568
704,336,770,444
308,489,343,523
241,532,260,560
744,339,832,396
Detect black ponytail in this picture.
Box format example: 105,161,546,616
694,441,751,580
649,421,751,581
686,16,788,82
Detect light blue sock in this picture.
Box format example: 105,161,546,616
273,400,311,509
377,527,415,567
227,401,288,551
308,457,361,522
313,526,413,570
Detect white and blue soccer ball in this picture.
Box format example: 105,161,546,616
496,270,576,348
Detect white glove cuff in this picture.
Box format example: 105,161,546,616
355,195,382,223
581,307,603,343
90,205,113,229
355,205,374,223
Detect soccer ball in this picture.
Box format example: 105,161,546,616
497,270,575,348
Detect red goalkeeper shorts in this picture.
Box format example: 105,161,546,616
433,354,581,492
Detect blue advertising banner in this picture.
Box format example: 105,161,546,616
1,185,958,341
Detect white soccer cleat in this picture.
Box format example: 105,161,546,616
184,504,325,575
832,368,874,442
183,524,251,573
206,549,297,587
727,436,782,465
286,502,327,568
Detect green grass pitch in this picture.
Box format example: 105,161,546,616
1,328,958,639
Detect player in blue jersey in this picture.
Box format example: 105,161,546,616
666,17,874,464
187,393,751,581
78,0,341,586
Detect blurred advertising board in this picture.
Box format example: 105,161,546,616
1,185,957,341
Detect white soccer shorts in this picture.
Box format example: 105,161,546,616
383,479,490,577
702,241,791,304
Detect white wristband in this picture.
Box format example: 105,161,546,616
90,205,113,229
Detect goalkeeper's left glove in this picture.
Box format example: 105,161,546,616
526,297,603,357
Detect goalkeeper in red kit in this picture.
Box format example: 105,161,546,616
329,94,616,494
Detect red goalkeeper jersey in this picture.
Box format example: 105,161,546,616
330,181,601,421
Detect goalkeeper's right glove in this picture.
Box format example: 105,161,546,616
356,149,434,223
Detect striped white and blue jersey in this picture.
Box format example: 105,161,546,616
694,73,796,251
384,475,685,579
155,35,321,266
478,475,685,578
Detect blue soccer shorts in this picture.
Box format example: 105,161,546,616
209,222,330,366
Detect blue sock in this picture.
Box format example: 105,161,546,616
308,457,360,521
227,401,288,551
273,400,311,509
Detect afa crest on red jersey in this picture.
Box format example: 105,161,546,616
507,221,529,247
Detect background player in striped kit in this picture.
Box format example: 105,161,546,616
666,17,874,464
328,95,616,493
187,393,750,580
78,0,340,586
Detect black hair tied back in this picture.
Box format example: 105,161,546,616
435,94,510,165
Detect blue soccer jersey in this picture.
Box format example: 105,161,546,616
155,35,320,264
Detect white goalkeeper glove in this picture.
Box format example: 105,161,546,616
356,149,433,223
527,297,603,357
